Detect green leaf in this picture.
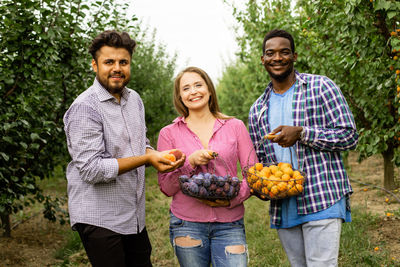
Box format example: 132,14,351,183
3,136,13,143
384,79,393,87
0,152,9,161
21,120,30,127
391,38,400,50
30,133,40,141
26,184,35,190
374,0,392,11
31,143,40,150
20,142,28,149
4,78,14,85
387,11,397,19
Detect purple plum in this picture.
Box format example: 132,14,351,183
199,186,208,198
209,184,217,191
223,182,230,192
188,182,199,194
231,177,239,187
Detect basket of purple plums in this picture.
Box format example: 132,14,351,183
178,154,241,200
179,173,240,200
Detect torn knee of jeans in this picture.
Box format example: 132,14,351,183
225,244,246,254
174,235,202,248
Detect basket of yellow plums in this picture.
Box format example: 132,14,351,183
244,162,306,200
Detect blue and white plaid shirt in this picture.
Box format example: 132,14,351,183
248,71,358,225
64,78,151,234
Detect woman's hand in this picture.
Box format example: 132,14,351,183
188,149,216,168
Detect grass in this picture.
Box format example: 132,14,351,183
53,231,83,261
52,166,398,267
339,208,392,266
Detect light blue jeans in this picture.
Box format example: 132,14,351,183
169,212,248,267
277,218,342,267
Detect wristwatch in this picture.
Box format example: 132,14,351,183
299,127,305,140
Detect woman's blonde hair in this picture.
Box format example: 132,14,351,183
173,66,231,119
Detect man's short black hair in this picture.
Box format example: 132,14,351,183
262,29,295,55
89,30,137,60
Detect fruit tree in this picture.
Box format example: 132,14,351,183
219,0,400,189
0,0,176,237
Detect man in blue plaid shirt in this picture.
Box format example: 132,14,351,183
248,29,358,266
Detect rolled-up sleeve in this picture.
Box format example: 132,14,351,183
64,103,119,184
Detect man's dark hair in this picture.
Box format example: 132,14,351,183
262,29,295,55
89,30,137,60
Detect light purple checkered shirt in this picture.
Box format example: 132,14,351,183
63,78,151,234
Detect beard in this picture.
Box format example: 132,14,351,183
267,63,294,82
97,72,130,95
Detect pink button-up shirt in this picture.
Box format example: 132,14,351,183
157,117,257,223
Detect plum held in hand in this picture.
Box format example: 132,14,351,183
178,172,241,201
163,149,184,162
170,149,183,160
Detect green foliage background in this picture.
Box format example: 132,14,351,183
129,30,178,143
0,0,177,235
217,0,400,188
2,0,400,236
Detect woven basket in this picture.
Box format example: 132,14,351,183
178,154,240,200
243,136,307,200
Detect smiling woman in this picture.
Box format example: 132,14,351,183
179,72,211,113
157,66,258,267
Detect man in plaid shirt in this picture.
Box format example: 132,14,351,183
248,29,358,266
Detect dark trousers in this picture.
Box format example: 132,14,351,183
75,223,152,267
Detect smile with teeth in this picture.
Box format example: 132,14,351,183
110,75,124,80
270,63,287,67
190,96,202,101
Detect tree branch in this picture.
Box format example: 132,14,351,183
3,77,19,99
345,93,371,130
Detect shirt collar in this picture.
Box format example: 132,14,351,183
93,78,130,103
173,116,185,123
262,70,305,101
294,70,307,85
172,116,227,126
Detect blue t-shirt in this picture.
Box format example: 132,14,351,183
268,82,351,229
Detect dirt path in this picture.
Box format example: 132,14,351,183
0,213,69,266
347,152,400,261
0,152,399,266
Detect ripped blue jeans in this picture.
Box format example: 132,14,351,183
169,212,248,267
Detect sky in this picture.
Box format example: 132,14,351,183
127,0,243,83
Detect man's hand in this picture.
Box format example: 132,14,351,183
147,149,186,173
268,125,303,148
199,199,230,207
